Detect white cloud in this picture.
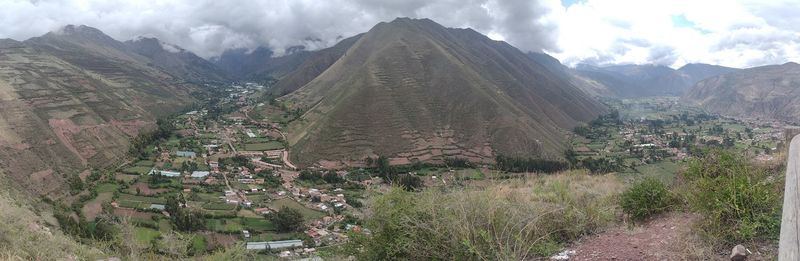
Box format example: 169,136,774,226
0,0,797,68
550,0,800,68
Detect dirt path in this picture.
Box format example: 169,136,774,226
566,212,699,261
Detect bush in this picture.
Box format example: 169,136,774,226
679,149,783,243
346,171,622,260
620,177,672,221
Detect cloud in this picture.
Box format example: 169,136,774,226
551,0,800,68
0,0,560,58
0,0,797,68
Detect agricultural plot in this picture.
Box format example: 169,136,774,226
243,141,283,151
269,198,326,220
122,166,152,175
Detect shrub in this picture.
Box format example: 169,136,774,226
346,171,622,260
679,149,783,243
620,177,672,221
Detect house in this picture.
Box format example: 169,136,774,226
176,151,196,158
242,230,250,238
208,161,219,168
191,171,210,179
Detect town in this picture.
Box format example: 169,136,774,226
71,84,796,259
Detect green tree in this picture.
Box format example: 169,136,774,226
268,207,304,233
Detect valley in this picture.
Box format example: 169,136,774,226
0,11,796,260
58,77,792,259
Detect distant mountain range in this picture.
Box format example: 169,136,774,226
683,62,800,122
528,52,739,98
280,18,607,166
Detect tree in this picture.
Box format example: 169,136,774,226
268,207,304,233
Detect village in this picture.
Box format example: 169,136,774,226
76,86,797,259
73,82,387,258
570,97,791,181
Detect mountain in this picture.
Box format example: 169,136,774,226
683,62,800,122
125,37,228,82
527,52,615,97
282,18,607,167
213,46,311,82
0,25,201,197
272,34,363,95
574,63,738,97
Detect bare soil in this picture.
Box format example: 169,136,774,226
568,212,699,260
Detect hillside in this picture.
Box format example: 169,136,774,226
683,62,800,122
125,37,229,83
283,18,606,167
0,25,201,198
213,46,311,82
271,34,363,95
574,63,738,97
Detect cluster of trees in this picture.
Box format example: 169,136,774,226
165,194,205,231
219,155,255,171
255,169,282,188
129,118,175,159
444,158,472,168
298,170,345,184
149,171,170,185
578,157,624,174
54,212,116,241
495,155,569,173
267,207,304,233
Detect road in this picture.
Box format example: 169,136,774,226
243,106,297,170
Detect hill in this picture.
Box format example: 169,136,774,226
683,62,800,122
271,34,363,95
213,46,311,82
574,63,738,97
282,18,607,167
125,37,229,83
0,25,202,198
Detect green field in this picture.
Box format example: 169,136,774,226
621,160,685,185
243,141,283,151
122,166,152,175
118,194,166,208
134,227,161,243
202,202,237,211
95,183,119,193
134,160,155,167
206,218,243,233
240,217,275,231
268,198,326,220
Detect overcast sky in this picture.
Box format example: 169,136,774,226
1,0,799,68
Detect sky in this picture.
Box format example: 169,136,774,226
1,0,799,68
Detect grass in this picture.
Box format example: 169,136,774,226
628,160,683,185
243,141,283,151
122,166,152,175
268,198,326,220
202,202,237,211
206,218,243,233
118,194,166,208
240,217,275,231
134,160,155,167
348,171,623,260
134,227,161,244
95,183,120,193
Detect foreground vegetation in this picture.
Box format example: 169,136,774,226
343,171,623,260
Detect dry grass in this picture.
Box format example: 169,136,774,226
0,171,106,260
353,170,624,260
